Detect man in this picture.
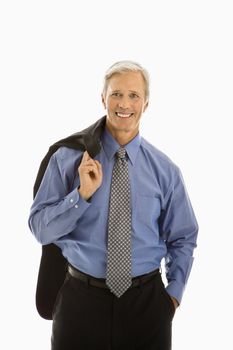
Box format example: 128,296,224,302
29,60,198,350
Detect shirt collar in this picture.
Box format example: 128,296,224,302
101,127,141,165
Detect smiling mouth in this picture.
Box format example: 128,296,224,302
115,112,134,118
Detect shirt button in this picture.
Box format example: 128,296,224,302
75,204,79,209
70,199,74,203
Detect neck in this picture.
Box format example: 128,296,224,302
106,122,139,146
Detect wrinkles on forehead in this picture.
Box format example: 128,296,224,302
106,72,146,99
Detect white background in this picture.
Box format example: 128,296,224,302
1,0,233,349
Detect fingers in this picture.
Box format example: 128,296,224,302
82,162,102,177
81,152,95,167
81,151,91,163
81,152,102,172
80,152,102,177
81,164,99,176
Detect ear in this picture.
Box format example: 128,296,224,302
101,94,106,109
143,100,149,113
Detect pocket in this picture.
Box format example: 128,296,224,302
52,273,71,319
159,278,176,316
136,194,161,228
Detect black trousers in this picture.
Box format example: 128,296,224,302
51,270,175,350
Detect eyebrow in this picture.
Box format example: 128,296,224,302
111,89,141,95
129,90,141,95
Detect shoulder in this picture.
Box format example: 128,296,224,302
54,146,83,162
139,137,183,198
140,137,180,176
51,147,84,178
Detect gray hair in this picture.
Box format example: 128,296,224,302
102,60,150,101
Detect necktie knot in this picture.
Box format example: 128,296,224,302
116,148,127,160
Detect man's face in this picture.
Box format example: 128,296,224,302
102,71,148,139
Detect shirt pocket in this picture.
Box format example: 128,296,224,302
136,194,161,229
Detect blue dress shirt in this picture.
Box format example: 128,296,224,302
29,127,198,303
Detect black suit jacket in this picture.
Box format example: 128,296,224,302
33,116,106,320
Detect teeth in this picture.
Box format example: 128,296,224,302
116,112,132,118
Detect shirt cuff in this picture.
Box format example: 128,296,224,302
65,188,91,212
165,280,186,305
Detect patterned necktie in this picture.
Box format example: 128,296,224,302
106,147,132,298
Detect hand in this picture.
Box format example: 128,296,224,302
78,151,103,201
170,296,179,310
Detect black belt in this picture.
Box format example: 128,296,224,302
68,265,160,290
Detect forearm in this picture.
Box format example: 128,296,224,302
165,228,198,304
29,188,91,244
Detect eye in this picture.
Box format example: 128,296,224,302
129,93,139,99
111,92,121,97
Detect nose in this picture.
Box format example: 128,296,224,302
118,96,131,109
